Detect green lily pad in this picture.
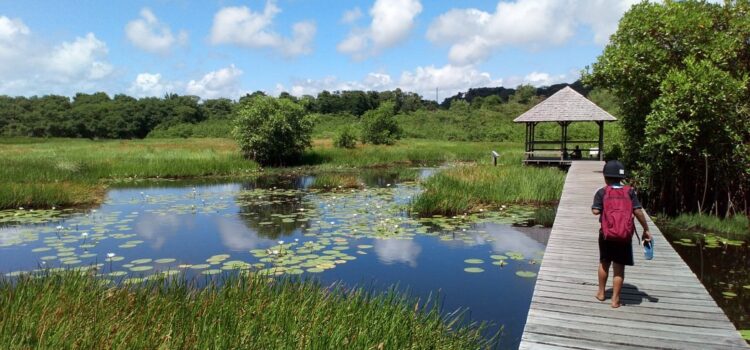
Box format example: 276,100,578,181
463,267,484,273
31,247,52,252
130,266,153,272
515,271,537,278
123,277,144,285
722,291,737,298
62,259,82,265
190,264,210,270
492,260,508,266
356,244,373,249
155,258,176,264
108,271,127,277
490,255,508,260
131,259,152,265
464,259,484,264
201,269,222,275
306,267,324,273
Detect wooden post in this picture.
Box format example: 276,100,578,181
597,121,604,161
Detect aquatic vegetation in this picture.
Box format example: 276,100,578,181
412,164,565,216
0,271,495,349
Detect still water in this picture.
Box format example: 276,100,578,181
0,169,550,348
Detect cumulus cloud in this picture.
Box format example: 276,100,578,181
427,0,639,64
128,72,178,97
186,64,244,99
0,16,114,96
341,7,363,24
276,64,501,101
210,1,316,56
338,0,422,59
125,8,188,54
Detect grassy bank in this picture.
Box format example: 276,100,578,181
0,272,494,349
0,138,257,208
0,137,536,209
412,164,565,216
661,213,749,238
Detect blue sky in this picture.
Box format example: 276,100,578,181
0,0,639,100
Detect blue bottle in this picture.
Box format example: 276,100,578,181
643,239,654,260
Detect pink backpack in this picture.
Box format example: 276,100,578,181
602,185,635,242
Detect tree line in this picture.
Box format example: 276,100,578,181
0,84,582,140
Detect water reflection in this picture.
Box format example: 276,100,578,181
374,238,422,267
216,217,273,251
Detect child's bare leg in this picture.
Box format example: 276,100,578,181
596,260,611,301
611,263,625,308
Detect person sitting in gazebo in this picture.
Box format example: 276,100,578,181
573,146,582,160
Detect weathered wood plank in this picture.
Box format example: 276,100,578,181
519,161,748,349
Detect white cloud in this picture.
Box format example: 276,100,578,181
185,64,244,99
0,16,115,96
125,8,188,54
341,7,363,23
128,72,178,97
427,0,639,64
210,1,316,56
338,0,422,59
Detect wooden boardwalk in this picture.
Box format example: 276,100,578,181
520,161,748,350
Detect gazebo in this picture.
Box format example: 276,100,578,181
513,86,616,165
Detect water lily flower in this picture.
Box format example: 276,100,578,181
81,232,89,238
107,253,115,258
386,184,391,187
56,225,63,230
51,206,56,210
92,209,97,213
278,240,284,245
272,250,279,255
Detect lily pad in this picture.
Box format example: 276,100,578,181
463,267,484,273
464,259,484,264
131,259,152,265
722,291,737,298
155,258,176,264
306,267,324,273
130,266,153,272
201,269,222,275
490,255,508,260
190,264,210,270
515,271,537,278
108,271,127,277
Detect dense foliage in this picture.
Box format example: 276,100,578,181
233,96,315,166
360,102,402,145
334,126,358,149
585,0,750,216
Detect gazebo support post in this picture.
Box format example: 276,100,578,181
597,121,604,161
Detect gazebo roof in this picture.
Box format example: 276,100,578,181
513,86,617,123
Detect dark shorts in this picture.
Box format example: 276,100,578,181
598,230,634,266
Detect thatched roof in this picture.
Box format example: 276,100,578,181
513,86,617,123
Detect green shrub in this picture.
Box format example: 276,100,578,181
360,102,401,145
605,143,623,162
233,96,315,166
334,126,358,149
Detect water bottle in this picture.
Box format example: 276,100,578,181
643,239,654,260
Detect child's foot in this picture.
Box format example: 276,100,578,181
611,297,621,308
595,292,606,301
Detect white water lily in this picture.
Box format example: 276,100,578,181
56,225,63,230
81,232,89,238
107,253,115,258
272,250,279,255
278,240,284,245
18,207,24,210
51,206,56,210
294,238,299,242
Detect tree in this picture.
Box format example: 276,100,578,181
585,0,750,216
232,96,315,166
334,126,358,149
360,101,401,145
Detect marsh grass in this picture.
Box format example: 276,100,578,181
0,138,258,209
0,271,496,349
412,164,565,216
663,213,748,237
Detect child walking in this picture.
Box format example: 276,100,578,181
591,160,652,308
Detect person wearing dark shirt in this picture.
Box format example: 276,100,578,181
591,160,652,308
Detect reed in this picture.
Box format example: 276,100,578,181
0,271,495,349
412,164,565,216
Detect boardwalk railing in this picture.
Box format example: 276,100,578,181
520,161,748,350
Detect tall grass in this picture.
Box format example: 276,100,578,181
665,213,749,237
0,138,258,208
0,272,495,349
412,164,565,216
303,139,520,168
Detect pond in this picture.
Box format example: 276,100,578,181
662,227,749,338
0,168,551,348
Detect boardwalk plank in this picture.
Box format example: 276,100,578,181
519,161,748,349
